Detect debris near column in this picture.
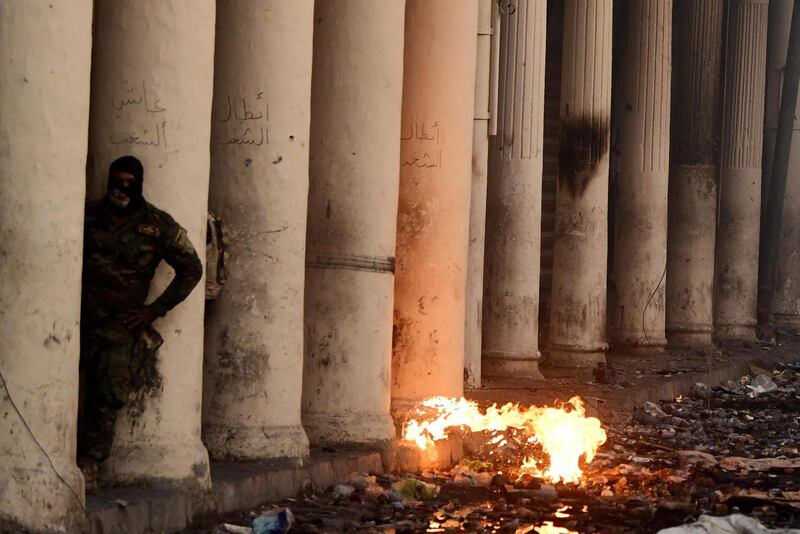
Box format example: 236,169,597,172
198,364,800,533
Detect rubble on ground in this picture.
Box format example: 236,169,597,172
194,362,800,533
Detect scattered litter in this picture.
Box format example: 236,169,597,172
690,382,711,399
390,478,439,501
251,508,294,534
220,524,252,534
459,458,493,472
203,361,800,533
720,457,800,472
748,374,779,397
723,489,800,511
657,514,800,533
346,472,376,490
644,401,669,418
677,450,717,467
332,484,355,497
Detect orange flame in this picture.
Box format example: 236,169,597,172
403,396,606,484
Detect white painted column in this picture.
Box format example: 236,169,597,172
465,0,494,389
0,2,91,530
612,0,672,350
714,0,769,341
392,0,479,413
666,0,724,348
764,0,800,330
547,0,612,367
482,0,547,379
302,0,404,447
203,1,312,461
87,0,214,486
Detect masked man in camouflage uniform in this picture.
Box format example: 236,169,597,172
78,155,202,480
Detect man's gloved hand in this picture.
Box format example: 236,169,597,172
121,305,159,331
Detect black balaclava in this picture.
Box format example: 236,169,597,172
106,155,144,216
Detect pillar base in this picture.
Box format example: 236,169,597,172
545,344,607,368
610,344,669,358
482,350,544,379
202,424,309,463
0,455,84,531
612,333,668,350
773,313,800,331
666,327,714,349
387,438,464,472
391,398,428,422
302,412,395,447
392,396,467,426
714,323,757,342
105,438,210,488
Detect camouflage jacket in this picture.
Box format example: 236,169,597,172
82,199,203,326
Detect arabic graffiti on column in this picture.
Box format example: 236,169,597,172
401,120,443,169
109,80,169,149
212,91,270,147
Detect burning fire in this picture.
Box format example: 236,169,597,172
403,396,606,484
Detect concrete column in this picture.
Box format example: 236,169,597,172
482,0,547,379
665,0,724,348
0,2,91,529
612,0,672,350
761,0,792,215
465,0,494,389
392,0,478,413
546,0,613,367
763,0,800,330
714,0,768,341
203,2,312,461
87,0,214,485
302,0,404,447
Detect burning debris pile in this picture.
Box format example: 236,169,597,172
403,396,607,484
199,362,800,533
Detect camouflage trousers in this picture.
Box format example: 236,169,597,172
78,321,162,462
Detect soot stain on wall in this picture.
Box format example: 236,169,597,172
558,114,609,198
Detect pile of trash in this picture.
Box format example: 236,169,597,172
579,361,800,531
197,362,800,533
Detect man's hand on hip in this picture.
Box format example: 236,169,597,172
121,305,158,331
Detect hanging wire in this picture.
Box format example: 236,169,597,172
642,263,668,348
0,366,85,512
